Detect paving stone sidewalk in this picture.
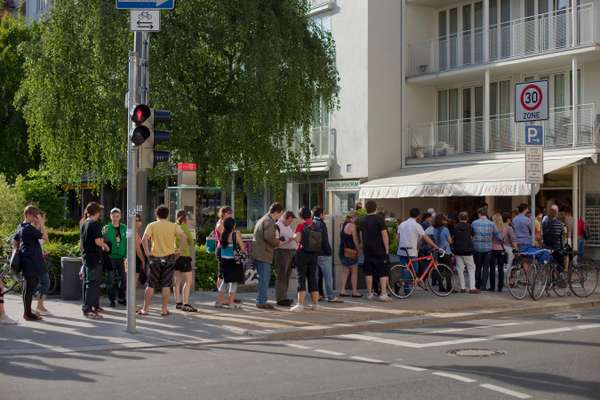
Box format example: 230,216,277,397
1,289,598,356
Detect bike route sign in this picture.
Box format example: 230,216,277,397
116,0,174,10
130,10,160,31
515,80,549,123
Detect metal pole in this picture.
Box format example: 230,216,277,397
126,32,143,334
531,184,536,246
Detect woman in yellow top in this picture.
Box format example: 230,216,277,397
174,210,197,312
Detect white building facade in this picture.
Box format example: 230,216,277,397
357,0,600,257
24,0,51,23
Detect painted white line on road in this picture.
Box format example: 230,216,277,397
349,356,385,363
432,372,477,383
480,384,531,399
341,324,600,349
390,364,428,372
430,322,525,334
314,349,346,356
286,344,312,350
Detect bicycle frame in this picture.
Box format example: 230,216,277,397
404,254,439,284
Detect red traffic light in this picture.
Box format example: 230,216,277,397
130,104,151,124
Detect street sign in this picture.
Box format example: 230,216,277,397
525,125,544,145
130,10,160,32
525,146,544,184
116,0,174,10
515,80,549,122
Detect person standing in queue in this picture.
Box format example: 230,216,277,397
274,211,296,307
251,203,284,309
102,208,127,308
139,205,186,317
13,206,48,321
80,202,109,320
290,207,321,312
174,210,197,312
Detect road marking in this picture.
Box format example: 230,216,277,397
314,349,346,356
390,364,428,372
480,384,531,399
341,324,600,349
349,356,385,363
286,344,312,350
430,322,525,334
432,372,477,383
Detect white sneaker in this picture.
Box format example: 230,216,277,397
367,293,375,300
290,304,304,312
311,304,320,311
0,314,17,325
230,303,242,309
379,294,391,303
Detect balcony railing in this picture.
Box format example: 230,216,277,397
408,3,597,77
408,103,598,160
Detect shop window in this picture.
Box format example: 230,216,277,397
585,192,600,245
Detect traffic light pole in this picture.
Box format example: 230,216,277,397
126,32,143,334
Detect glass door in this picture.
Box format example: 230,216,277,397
462,4,472,65
449,8,459,68
474,2,484,63
439,11,448,70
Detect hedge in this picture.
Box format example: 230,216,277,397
195,245,218,290
47,228,80,245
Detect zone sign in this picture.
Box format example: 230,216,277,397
515,80,549,123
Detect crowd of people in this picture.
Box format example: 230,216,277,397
0,197,590,323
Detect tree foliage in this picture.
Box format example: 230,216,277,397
0,174,24,237
0,16,38,181
17,0,338,187
16,170,66,228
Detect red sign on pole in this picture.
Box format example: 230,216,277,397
177,163,197,171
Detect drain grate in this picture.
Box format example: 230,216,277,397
446,348,506,358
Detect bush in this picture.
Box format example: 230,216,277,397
47,227,80,245
44,241,80,267
195,245,218,290
0,174,25,238
16,170,65,228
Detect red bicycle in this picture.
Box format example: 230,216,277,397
388,248,453,299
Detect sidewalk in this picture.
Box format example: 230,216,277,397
2,289,599,356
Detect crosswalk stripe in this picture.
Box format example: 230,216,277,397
432,372,477,383
480,384,531,399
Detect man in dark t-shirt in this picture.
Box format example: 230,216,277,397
80,202,109,319
359,201,390,302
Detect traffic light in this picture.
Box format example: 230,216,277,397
129,104,152,146
139,109,172,170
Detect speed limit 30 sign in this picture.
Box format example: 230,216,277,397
515,80,549,122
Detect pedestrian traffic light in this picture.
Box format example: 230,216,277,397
139,109,172,170
129,104,152,146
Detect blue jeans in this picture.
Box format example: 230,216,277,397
255,260,272,305
36,272,50,297
317,256,336,300
578,238,585,259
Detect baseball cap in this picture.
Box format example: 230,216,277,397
110,207,121,214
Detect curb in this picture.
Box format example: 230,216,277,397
249,299,600,342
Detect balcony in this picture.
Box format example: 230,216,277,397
407,103,598,160
408,3,599,78
293,126,334,171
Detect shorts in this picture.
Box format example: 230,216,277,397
340,255,358,267
174,256,193,272
363,255,389,278
147,255,176,289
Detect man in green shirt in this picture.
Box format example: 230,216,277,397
102,208,127,308
174,210,197,312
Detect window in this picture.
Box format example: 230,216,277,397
585,192,600,245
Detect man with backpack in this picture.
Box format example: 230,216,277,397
313,207,342,304
291,207,322,311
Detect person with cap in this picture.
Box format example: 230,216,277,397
102,207,127,307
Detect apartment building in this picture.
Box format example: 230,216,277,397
285,0,402,217
359,0,600,256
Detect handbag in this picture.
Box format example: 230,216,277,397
9,247,22,276
343,247,358,259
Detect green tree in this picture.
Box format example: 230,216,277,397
0,16,38,181
15,170,66,228
17,0,338,186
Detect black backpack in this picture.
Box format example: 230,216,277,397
301,223,323,253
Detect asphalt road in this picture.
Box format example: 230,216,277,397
2,309,599,400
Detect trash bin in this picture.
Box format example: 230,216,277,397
61,257,83,300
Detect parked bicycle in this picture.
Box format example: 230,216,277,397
388,248,453,299
568,261,599,297
506,248,549,300
0,258,23,295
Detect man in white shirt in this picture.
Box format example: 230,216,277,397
274,211,296,307
397,208,438,274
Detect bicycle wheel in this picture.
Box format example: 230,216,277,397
569,263,599,298
530,263,549,300
0,262,22,294
549,265,569,297
388,264,415,299
428,264,453,297
506,261,528,300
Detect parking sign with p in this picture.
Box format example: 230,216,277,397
515,80,549,123
525,125,544,145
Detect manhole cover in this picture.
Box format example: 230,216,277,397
446,348,506,358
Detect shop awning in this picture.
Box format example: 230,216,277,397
359,155,593,199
